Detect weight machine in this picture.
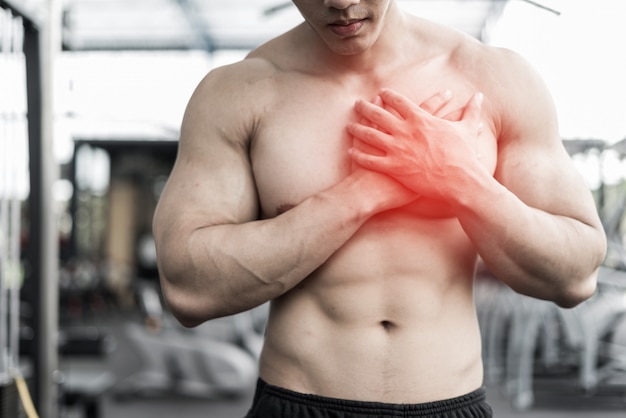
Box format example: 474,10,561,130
0,4,33,417
1,0,60,416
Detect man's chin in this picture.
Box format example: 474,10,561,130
328,39,373,56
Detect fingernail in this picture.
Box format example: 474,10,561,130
477,92,484,104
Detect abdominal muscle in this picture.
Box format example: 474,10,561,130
258,210,485,404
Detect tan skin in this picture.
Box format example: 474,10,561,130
153,0,606,404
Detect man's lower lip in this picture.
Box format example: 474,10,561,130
329,20,364,37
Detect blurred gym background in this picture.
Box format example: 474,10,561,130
1,0,626,417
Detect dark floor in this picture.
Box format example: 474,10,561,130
56,304,626,418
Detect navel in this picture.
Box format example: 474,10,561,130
380,320,396,332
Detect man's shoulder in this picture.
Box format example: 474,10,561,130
425,29,551,143
443,30,504,68
181,57,282,144
201,55,279,91
246,26,306,72
198,27,307,97
406,16,510,76
187,55,283,119
441,33,541,105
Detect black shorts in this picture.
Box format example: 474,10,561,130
244,379,493,418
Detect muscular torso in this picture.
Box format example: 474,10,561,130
248,31,499,403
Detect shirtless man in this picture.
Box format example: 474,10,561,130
152,1,607,417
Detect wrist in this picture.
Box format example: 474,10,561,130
343,170,418,217
450,171,508,215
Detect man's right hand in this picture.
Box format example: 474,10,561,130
347,89,461,214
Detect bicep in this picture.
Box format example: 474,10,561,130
492,54,600,228
496,134,599,227
157,136,259,234
153,72,260,247
488,51,599,227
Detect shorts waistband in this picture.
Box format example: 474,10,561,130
255,379,488,416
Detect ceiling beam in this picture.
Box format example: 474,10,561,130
0,0,41,29
60,0,560,52
172,0,215,52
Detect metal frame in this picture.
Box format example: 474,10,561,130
1,1,59,416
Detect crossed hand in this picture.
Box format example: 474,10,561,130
347,89,484,203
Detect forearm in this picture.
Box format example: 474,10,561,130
156,175,382,326
456,179,606,307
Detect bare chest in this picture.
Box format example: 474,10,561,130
250,74,498,219
250,83,353,217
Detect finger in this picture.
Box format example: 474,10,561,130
460,93,485,159
352,96,386,163
359,95,383,129
477,120,485,136
440,92,484,122
420,89,453,117
353,138,386,157
438,92,483,123
347,122,392,152
378,88,423,121
348,147,389,171
354,99,398,133
461,92,484,125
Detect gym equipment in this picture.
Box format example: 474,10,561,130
1,5,31,417
115,280,267,399
477,267,626,411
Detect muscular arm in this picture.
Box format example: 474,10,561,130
349,48,606,308
153,60,417,326
458,50,606,307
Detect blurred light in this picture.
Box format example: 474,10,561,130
52,178,73,202
489,0,626,144
75,145,110,195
